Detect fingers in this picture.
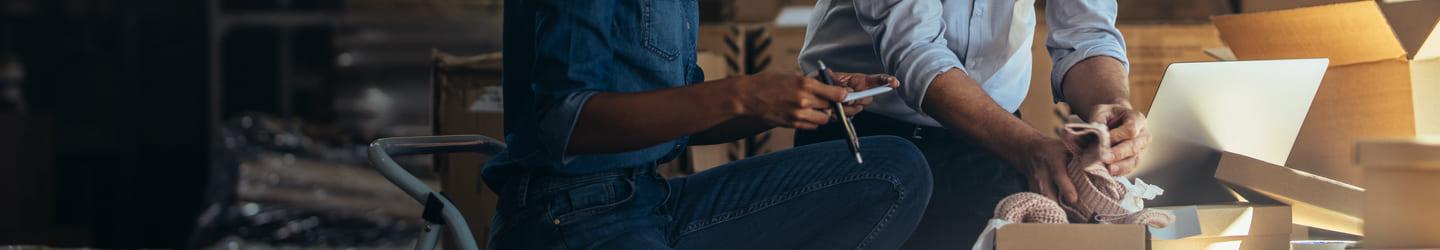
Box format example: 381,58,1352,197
1108,157,1138,176
1050,162,1078,204
803,79,849,102
1109,111,1145,143
793,108,830,127
1108,139,1139,164
842,104,863,117
1088,105,1115,125
1030,168,1057,200
1107,130,1151,175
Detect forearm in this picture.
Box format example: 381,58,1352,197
1060,56,1131,119
568,78,742,154
922,69,1049,163
689,117,773,145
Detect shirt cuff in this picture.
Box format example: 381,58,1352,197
1051,44,1128,102
538,90,599,166
896,48,966,114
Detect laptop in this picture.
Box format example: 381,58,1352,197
1133,58,1329,206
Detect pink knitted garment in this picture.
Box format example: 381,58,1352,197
990,122,1174,228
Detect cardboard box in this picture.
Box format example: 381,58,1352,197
1181,204,1291,238
1239,0,1357,12
994,224,1148,250
431,50,503,248
1152,234,1291,250
986,206,1201,250
697,24,745,77
1355,138,1440,248
1115,0,1233,21
699,0,781,22
744,23,806,75
1213,152,1363,235
1377,0,1440,135
1213,0,1440,186
1150,204,1291,249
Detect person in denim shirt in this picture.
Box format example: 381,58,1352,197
486,0,934,248
796,0,1152,248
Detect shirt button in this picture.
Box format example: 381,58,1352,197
974,9,984,16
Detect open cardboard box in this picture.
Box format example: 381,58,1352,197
1212,0,1440,185
988,207,1201,250
1150,204,1292,249
1355,138,1440,248
1214,152,1364,235
1207,0,1440,235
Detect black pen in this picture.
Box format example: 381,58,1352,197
816,61,863,164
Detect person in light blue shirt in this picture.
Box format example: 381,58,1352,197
796,0,1153,248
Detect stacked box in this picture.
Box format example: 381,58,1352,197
431,50,503,248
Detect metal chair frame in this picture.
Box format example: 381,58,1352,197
367,135,505,250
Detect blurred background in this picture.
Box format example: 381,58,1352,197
4,0,1419,249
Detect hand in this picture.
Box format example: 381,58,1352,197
1087,103,1151,176
818,70,900,117
732,73,849,130
1008,136,1078,204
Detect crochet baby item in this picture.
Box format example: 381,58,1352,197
972,119,1174,250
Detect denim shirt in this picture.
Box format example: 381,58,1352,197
798,0,1127,127
488,0,702,178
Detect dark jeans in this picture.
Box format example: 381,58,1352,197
486,136,933,249
796,113,1029,250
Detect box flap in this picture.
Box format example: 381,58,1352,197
1213,152,1363,235
1213,1,1409,67
1355,138,1440,169
1379,0,1440,60
1155,204,1292,238
1149,206,1202,240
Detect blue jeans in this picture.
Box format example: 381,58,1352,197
796,112,1029,249
486,136,933,249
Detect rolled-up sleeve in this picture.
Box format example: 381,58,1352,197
853,0,965,113
1045,0,1127,102
531,0,616,165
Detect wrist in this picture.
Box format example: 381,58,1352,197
711,76,749,117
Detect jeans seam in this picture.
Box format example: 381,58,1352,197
675,172,906,249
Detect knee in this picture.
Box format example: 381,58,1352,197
856,135,932,201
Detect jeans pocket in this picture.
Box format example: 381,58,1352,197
547,174,637,225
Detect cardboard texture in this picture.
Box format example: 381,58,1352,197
994,224,1147,250
1213,152,1363,235
1379,0,1440,135
1150,204,1290,249
1116,0,1232,21
699,0,781,22
1177,204,1291,238
1214,1,1421,186
1151,234,1291,250
746,24,806,75
432,51,503,248
1239,0,1358,12
1356,139,1440,248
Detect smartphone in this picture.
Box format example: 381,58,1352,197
843,86,895,102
